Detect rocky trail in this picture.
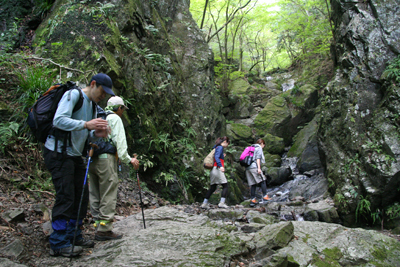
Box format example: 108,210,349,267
0,174,164,266
1,174,400,267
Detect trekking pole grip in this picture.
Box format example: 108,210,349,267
88,143,99,158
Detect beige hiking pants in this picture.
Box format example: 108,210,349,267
89,154,118,232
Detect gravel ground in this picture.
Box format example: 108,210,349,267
0,175,165,267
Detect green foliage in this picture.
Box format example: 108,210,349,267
144,25,159,36
0,122,19,154
149,133,172,152
190,0,332,72
15,66,55,115
365,141,382,154
0,20,20,52
136,154,156,172
144,53,171,72
273,0,332,61
356,195,371,222
281,85,304,108
229,71,245,80
89,2,115,17
371,209,382,225
145,120,200,202
0,54,54,192
33,0,56,18
334,192,349,213
383,55,400,83
343,153,361,173
386,202,400,220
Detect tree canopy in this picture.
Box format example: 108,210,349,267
190,0,333,74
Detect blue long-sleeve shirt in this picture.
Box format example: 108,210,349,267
213,145,225,167
44,89,97,156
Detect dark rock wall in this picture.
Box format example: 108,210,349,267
32,0,224,176
318,0,400,224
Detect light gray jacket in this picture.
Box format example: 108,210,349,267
45,89,97,156
246,144,265,170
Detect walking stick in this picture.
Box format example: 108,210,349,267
70,143,98,259
133,154,146,229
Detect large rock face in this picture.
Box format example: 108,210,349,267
31,206,400,266
318,0,400,223
33,0,223,174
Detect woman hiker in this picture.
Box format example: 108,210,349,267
201,136,230,209
246,138,271,207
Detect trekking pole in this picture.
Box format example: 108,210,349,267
70,143,98,259
133,154,146,229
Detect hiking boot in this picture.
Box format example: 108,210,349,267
260,195,271,204
263,195,271,201
50,245,83,257
249,198,258,207
218,202,228,209
74,238,95,248
95,231,123,241
201,203,209,209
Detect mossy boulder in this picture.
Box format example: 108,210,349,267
227,123,253,145
246,210,279,225
224,95,254,120
288,118,318,158
229,78,250,95
247,86,281,108
283,84,318,110
253,222,294,260
304,200,340,223
264,153,282,168
252,83,318,147
264,81,279,91
265,166,292,186
263,133,285,155
254,95,292,142
288,116,322,173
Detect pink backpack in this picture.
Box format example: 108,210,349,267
239,145,255,167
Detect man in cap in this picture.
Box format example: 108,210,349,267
43,73,115,257
88,96,139,241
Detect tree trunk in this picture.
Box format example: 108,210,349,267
200,0,209,30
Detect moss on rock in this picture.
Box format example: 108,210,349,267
287,116,318,158
227,123,253,144
229,78,250,95
263,133,285,155
264,153,282,168
253,95,291,140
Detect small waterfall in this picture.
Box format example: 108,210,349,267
265,151,311,202
281,79,295,91
281,152,299,176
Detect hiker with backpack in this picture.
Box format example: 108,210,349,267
42,73,115,257
245,138,271,207
88,96,139,241
201,136,231,209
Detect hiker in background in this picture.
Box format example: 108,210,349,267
201,136,231,209
246,138,271,207
89,96,139,241
43,73,115,257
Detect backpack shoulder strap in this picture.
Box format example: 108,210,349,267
92,101,97,118
71,88,84,113
105,110,114,117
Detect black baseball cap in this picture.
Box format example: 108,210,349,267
90,73,115,96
